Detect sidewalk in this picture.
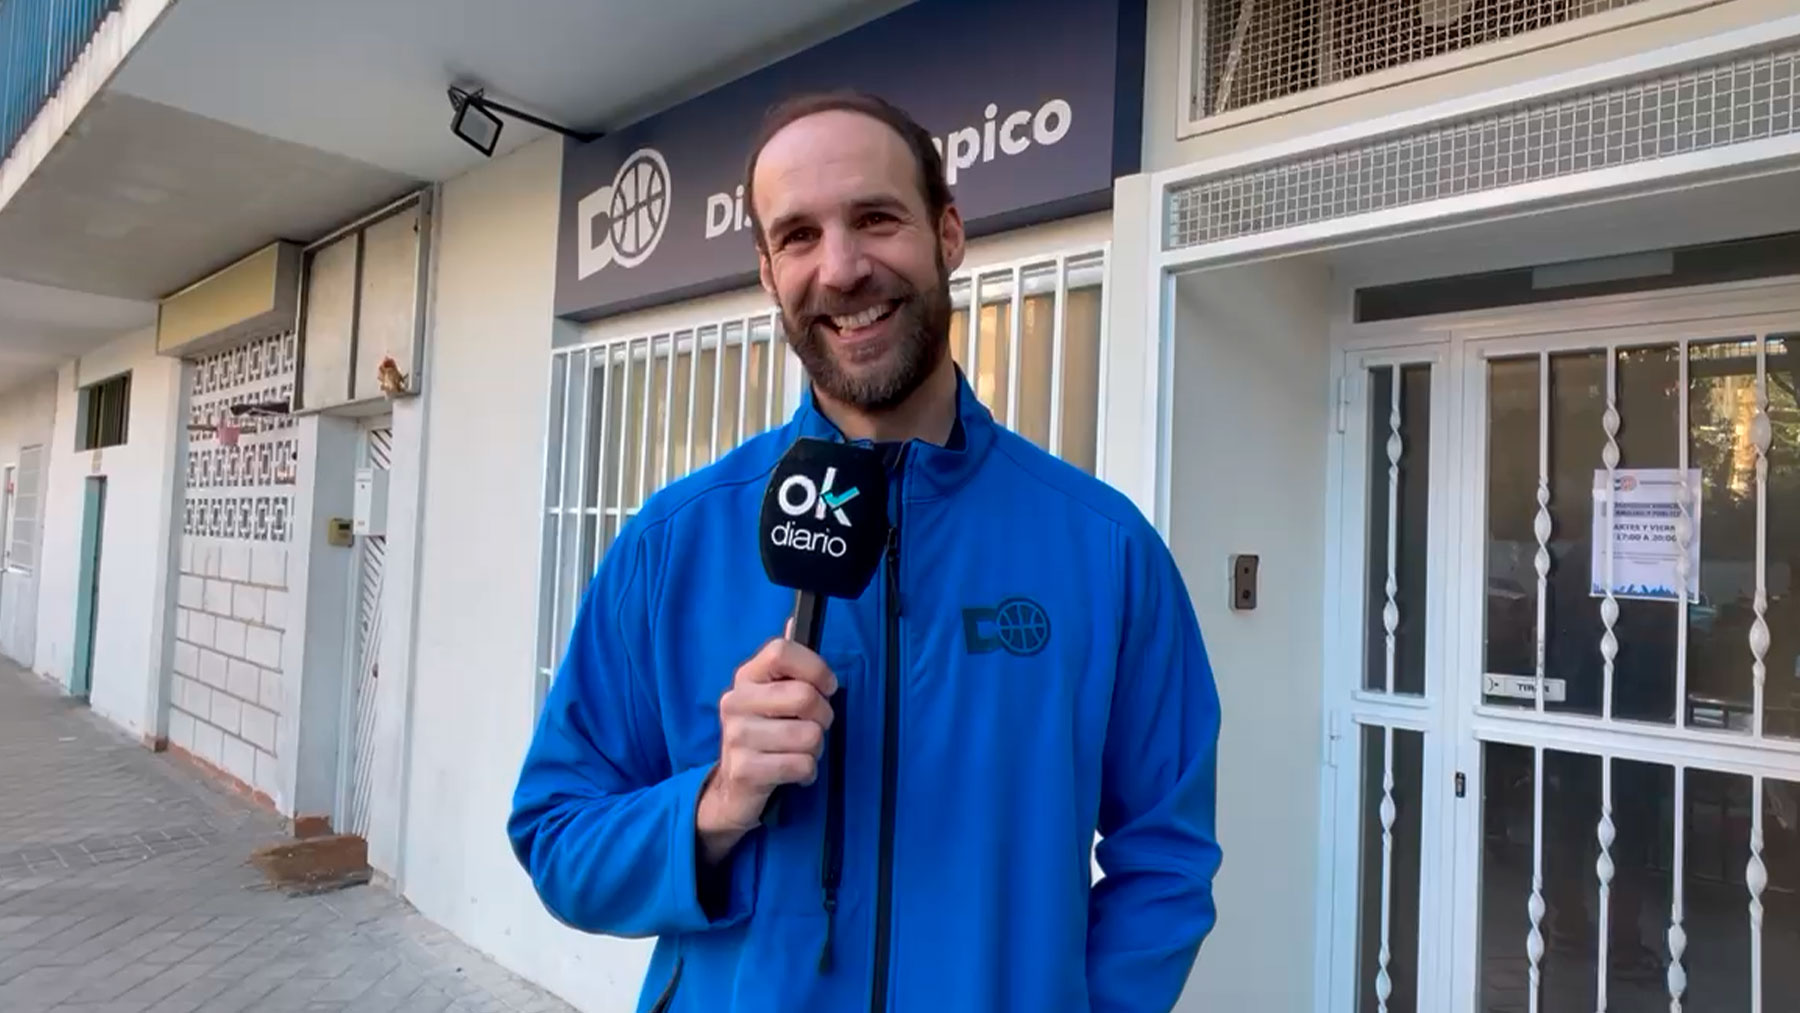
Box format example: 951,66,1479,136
0,660,576,1013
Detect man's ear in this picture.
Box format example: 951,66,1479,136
758,247,776,299
938,205,967,273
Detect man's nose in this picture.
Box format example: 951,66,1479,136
816,228,871,292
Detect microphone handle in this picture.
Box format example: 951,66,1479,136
791,588,826,651
761,589,827,825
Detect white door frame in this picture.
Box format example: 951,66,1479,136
1,463,15,572
1322,274,1800,1013
333,416,393,836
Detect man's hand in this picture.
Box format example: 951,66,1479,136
696,635,837,865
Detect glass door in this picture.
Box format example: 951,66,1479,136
1327,343,1457,1013
1452,321,1800,1012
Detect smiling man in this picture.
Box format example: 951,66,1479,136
508,91,1223,1013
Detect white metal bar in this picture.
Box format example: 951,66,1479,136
1597,757,1616,1012
1006,265,1023,429
544,354,569,510
1527,746,1546,1013
569,350,592,608
548,358,576,667
637,337,654,509
1677,340,1692,730
562,357,587,633
709,325,724,465
764,320,780,430
1048,256,1069,457
1667,764,1687,1010
1748,773,1767,1013
1602,348,1620,721
967,274,982,393
659,335,675,488
612,345,633,522
1751,334,1771,738
592,350,612,558
1375,726,1396,1013
1534,353,1551,713
1092,243,1114,478
736,320,750,445
682,332,697,478
537,353,569,674
1385,365,1402,696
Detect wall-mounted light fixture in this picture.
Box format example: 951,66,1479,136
447,85,600,157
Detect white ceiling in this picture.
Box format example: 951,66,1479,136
0,92,418,302
110,0,909,180
0,278,156,393
0,0,902,388
1317,168,1800,291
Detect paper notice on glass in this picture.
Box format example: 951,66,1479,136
1590,467,1702,602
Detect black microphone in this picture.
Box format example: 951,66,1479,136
756,437,889,822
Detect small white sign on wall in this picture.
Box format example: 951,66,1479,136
1590,467,1703,603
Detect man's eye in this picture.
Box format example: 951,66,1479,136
779,228,819,247
859,212,896,227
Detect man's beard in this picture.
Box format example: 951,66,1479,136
782,252,952,414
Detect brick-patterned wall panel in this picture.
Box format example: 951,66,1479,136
168,331,297,803
182,332,298,543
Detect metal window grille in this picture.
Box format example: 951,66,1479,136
7,444,42,574
949,248,1110,472
534,245,1111,695
535,313,789,700
1169,42,1800,250
76,371,130,451
1196,0,1649,118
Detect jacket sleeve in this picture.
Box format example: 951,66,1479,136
507,522,759,938
1087,522,1223,1012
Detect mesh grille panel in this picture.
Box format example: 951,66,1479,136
1201,0,1651,116
1170,44,1800,250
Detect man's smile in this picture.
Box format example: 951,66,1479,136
820,299,901,341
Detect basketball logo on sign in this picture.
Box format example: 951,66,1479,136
577,148,673,279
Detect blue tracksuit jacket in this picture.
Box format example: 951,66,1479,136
508,371,1222,1012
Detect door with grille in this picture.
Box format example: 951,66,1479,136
336,421,391,839
1453,320,1800,1013
1328,299,1800,1012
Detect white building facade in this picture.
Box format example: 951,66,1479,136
0,1,1796,1011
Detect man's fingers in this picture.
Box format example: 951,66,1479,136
735,639,838,695
735,750,818,789
721,680,833,726
728,716,825,757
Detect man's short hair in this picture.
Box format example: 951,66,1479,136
742,90,954,252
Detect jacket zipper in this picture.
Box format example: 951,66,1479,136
817,685,846,972
869,516,902,1013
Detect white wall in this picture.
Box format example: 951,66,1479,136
1164,260,1334,1013
36,326,183,741
399,135,642,1011
0,372,58,666
168,331,302,806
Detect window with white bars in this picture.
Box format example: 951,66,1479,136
1170,42,1800,250
6,445,42,575
1188,0,1652,121
534,246,1110,697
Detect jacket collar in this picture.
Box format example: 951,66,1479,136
790,364,996,501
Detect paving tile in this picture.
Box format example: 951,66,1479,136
0,665,576,1013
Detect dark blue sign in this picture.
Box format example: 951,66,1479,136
554,0,1144,323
